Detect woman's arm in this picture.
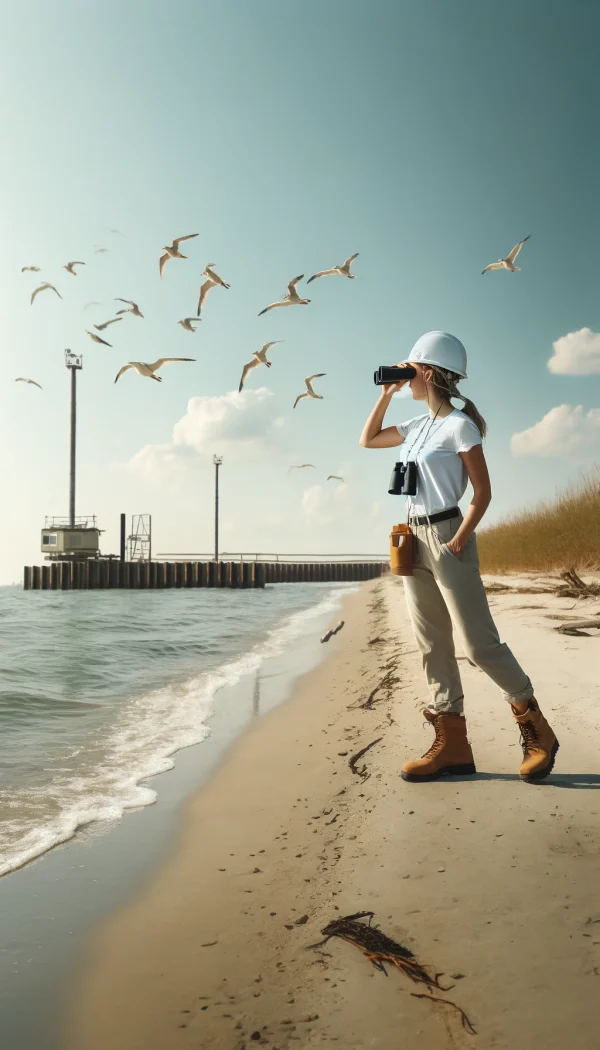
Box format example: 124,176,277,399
359,390,405,449
446,444,492,556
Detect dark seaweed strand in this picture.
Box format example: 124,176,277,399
411,993,477,1036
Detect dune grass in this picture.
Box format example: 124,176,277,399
477,468,600,574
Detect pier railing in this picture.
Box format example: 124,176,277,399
155,552,388,563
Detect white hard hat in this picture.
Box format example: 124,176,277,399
407,331,468,379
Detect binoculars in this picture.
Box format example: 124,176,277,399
373,365,417,385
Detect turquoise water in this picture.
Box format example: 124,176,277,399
0,582,355,877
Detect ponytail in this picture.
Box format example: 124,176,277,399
428,367,487,439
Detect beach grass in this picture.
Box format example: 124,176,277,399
477,467,600,574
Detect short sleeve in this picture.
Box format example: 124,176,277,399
396,416,424,439
452,416,482,453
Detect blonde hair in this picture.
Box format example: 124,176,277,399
428,366,487,439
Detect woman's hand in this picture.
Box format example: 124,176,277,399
382,361,412,397
445,537,464,558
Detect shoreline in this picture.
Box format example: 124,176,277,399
0,581,358,1050
66,572,600,1050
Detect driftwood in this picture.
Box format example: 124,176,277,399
306,911,475,1035
556,569,600,599
320,619,345,643
554,618,600,637
348,737,382,779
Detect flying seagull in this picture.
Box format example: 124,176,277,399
258,275,310,316
238,341,282,392
63,261,86,275
94,246,109,253
287,463,316,473
159,233,198,278
307,253,359,284
86,330,113,347
177,317,202,332
114,358,195,384
196,265,230,316
31,282,62,305
15,377,42,389
482,235,531,274
326,474,345,482
94,317,123,331
115,298,144,318
21,265,40,273
293,373,326,409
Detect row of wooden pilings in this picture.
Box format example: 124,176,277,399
23,560,390,590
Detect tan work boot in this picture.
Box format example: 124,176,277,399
511,698,559,781
401,709,476,782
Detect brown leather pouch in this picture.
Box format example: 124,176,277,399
389,523,414,576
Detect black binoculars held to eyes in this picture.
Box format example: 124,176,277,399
373,365,417,385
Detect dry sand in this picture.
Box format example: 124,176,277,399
67,573,600,1050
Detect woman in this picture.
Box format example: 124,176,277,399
359,331,559,784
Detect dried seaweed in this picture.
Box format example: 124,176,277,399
348,738,382,779
306,912,475,1035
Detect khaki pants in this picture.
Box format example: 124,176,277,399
402,513,534,715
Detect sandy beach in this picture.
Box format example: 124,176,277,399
67,573,600,1050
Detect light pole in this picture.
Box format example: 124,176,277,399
213,454,223,562
65,350,83,527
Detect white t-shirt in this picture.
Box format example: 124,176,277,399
395,408,482,516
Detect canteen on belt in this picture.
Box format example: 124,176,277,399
389,522,414,576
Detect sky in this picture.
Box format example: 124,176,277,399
1,0,599,584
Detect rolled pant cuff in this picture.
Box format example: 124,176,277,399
503,677,535,706
428,695,465,716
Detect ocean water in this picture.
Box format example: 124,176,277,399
0,581,356,878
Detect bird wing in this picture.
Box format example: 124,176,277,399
184,317,200,324
173,233,199,250
16,377,42,389
481,262,503,274
95,317,122,330
197,278,215,314
114,364,134,384
293,393,307,409
307,269,336,283
115,298,134,307
239,358,259,391
288,463,316,470
305,373,326,395
506,234,531,263
258,301,283,315
159,252,170,278
326,475,343,481
31,283,61,303
261,340,282,352
288,274,304,293
71,261,85,267
148,358,196,372
86,330,112,346
343,253,359,267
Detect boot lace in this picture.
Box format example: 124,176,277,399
518,720,539,755
422,718,445,759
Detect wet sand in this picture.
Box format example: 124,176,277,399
67,573,600,1050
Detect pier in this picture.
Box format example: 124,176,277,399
23,556,389,590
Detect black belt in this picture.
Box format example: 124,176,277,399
408,506,460,526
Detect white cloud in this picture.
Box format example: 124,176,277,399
511,404,600,457
301,482,350,524
126,387,286,480
548,328,600,375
